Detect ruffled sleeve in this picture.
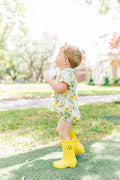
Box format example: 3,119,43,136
60,69,75,86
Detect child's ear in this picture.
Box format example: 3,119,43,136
64,58,69,64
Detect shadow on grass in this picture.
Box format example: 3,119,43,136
103,114,120,126
0,137,120,180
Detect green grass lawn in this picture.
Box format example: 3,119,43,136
0,102,120,180
0,102,120,152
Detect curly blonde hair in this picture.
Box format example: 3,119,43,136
60,45,82,68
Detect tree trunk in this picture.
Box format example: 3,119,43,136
37,67,44,82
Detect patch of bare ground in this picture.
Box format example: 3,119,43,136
0,139,61,156
103,129,120,140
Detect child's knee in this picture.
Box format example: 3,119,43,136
59,133,69,140
59,133,64,139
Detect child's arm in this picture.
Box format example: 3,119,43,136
44,76,67,94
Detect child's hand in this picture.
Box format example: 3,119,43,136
51,76,55,81
44,75,50,83
44,75,55,83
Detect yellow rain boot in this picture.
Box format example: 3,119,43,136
69,129,84,154
53,140,77,169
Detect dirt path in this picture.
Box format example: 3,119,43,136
0,94,120,111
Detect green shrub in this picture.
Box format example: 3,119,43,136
102,77,110,86
112,77,120,84
88,77,95,86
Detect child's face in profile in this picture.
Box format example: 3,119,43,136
55,49,65,70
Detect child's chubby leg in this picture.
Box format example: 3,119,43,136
56,118,72,140
53,119,77,169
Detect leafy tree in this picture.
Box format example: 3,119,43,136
5,51,22,81
0,0,28,81
0,49,21,81
16,32,58,82
0,0,28,49
83,0,120,14
0,49,6,80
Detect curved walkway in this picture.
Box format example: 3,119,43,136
0,94,120,111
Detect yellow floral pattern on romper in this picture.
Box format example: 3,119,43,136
73,116,78,122
70,94,75,100
65,106,68,111
55,101,59,106
55,68,81,124
63,91,67,95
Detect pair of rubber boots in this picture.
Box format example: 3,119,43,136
53,129,84,169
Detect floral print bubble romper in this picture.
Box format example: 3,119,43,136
55,68,81,124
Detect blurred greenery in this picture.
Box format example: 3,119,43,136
112,77,120,84
0,0,28,80
85,0,120,14
0,0,58,83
